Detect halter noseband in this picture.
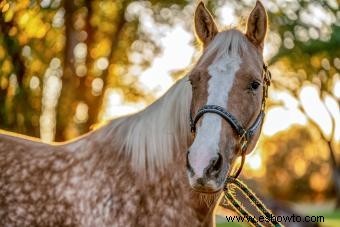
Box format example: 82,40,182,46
189,64,271,179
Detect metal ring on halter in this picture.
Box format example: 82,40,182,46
231,152,246,179
230,133,248,179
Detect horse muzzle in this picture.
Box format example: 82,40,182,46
186,150,228,193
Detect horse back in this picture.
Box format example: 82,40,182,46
0,134,85,226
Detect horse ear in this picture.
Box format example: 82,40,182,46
194,2,218,47
245,1,268,50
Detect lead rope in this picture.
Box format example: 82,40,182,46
223,177,283,227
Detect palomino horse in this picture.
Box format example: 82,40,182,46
0,1,269,226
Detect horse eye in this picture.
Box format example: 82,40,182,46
250,81,260,90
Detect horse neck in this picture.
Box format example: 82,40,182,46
69,76,218,224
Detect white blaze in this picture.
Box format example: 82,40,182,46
189,53,241,176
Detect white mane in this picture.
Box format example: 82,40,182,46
109,77,192,173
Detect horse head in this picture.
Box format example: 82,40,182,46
186,1,269,193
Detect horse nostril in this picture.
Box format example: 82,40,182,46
205,153,223,177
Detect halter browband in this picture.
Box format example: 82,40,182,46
189,64,271,178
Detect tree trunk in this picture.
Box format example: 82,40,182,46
56,1,128,141
327,140,340,208
56,0,85,141
0,15,38,137
81,2,127,129
296,98,340,209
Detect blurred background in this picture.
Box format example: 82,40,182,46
0,0,339,225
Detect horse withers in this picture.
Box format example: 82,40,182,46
0,1,268,226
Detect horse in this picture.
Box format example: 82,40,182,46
0,1,269,226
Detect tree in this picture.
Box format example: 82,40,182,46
0,0,191,141
267,1,340,207
260,125,333,201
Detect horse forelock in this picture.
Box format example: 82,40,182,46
197,29,250,68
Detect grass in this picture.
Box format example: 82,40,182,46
310,210,340,227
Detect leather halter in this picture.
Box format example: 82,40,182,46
189,64,271,179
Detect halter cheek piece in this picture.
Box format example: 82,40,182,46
189,64,271,179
